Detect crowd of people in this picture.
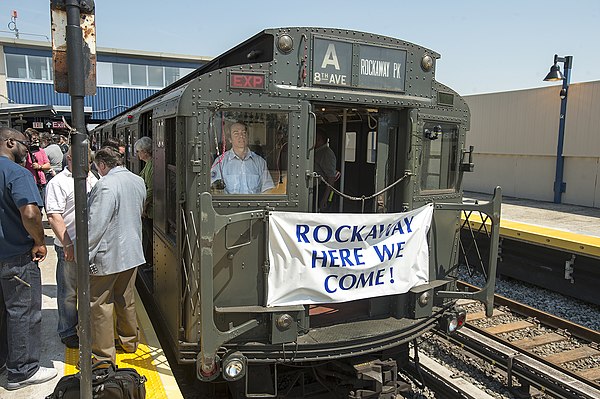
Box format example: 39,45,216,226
1,120,335,390
0,127,152,390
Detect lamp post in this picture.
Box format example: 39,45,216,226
543,54,573,204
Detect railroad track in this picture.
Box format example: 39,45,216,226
439,281,600,398
404,350,498,399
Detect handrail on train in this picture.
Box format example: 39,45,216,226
434,186,502,317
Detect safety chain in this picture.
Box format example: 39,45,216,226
313,171,413,202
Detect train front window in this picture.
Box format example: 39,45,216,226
209,111,288,195
420,122,459,191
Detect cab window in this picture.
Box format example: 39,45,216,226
209,111,288,195
420,122,458,191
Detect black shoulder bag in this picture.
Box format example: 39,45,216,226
46,360,146,399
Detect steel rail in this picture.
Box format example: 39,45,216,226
440,326,600,399
457,281,600,343
406,351,497,399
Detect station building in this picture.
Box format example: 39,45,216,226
2,35,598,209
464,80,600,208
0,36,209,132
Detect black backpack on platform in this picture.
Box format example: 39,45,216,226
46,360,146,399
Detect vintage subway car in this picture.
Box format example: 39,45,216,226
92,27,500,397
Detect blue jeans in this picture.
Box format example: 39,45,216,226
0,253,42,383
55,245,78,339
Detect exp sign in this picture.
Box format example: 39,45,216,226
230,72,266,90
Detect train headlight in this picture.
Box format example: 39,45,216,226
276,313,294,330
421,54,434,72
222,352,247,381
418,291,430,306
439,308,467,335
447,315,459,333
277,34,294,54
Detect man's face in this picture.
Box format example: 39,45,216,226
229,123,248,151
94,161,108,177
12,133,30,162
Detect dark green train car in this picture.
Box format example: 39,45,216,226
93,27,500,397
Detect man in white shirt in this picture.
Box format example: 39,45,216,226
45,147,98,348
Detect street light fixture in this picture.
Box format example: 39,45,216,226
543,54,573,204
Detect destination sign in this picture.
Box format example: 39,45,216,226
312,38,407,92
312,38,352,87
358,45,406,91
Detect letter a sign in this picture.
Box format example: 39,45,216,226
312,38,352,87
321,44,341,70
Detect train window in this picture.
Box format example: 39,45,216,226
209,111,288,195
344,132,356,162
420,122,459,191
165,118,177,237
367,131,377,164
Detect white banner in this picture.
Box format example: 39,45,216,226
267,204,433,306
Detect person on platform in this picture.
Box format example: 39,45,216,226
23,128,52,206
87,146,146,363
40,132,63,180
134,136,153,268
101,138,126,156
210,122,274,194
45,147,98,349
0,127,57,390
58,134,69,154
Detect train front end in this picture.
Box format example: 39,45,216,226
156,28,501,396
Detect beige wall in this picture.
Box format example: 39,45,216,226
464,81,600,208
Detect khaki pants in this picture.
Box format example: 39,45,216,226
90,267,138,362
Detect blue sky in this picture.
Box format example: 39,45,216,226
1,1,598,95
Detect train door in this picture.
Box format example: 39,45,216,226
138,110,153,171
205,108,292,310
314,106,405,213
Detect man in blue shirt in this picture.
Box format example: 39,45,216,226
0,127,57,389
313,130,338,211
211,122,274,194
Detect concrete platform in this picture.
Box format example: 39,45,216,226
0,221,182,398
464,192,600,258
466,191,600,237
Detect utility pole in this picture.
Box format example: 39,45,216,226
50,1,96,396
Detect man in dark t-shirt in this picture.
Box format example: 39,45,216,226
0,127,57,390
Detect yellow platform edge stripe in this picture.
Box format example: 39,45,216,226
462,212,600,259
63,289,182,399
